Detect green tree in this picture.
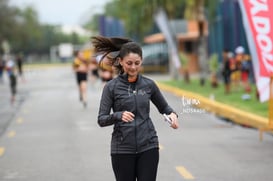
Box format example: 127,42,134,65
13,6,42,53
100,0,218,41
0,0,18,52
1,0,88,56
102,0,184,39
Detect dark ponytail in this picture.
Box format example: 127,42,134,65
91,36,143,74
91,36,132,73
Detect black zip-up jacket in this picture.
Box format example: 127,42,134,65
98,74,174,154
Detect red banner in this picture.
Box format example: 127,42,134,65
239,0,271,102
243,0,273,76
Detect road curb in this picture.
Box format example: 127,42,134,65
157,82,269,129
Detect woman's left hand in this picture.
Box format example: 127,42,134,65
168,112,179,129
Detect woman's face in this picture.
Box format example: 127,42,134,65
120,53,142,78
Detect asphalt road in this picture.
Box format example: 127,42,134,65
1,65,273,181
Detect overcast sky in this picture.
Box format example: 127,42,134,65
10,0,111,25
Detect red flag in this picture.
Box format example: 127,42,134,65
242,0,273,76
239,0,272,102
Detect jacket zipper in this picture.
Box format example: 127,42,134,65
133,87,138,153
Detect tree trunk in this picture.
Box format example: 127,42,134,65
196,0,208,86
198,35,208,86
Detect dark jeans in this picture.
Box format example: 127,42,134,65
111,148,159,181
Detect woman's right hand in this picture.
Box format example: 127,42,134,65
121,111,135,123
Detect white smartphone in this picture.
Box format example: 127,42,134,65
163,114,172,124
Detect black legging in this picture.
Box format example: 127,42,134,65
9,74,17,96
111,148,159,181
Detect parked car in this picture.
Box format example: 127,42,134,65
141,52,169,73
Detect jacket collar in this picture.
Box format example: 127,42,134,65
119,73,141,84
